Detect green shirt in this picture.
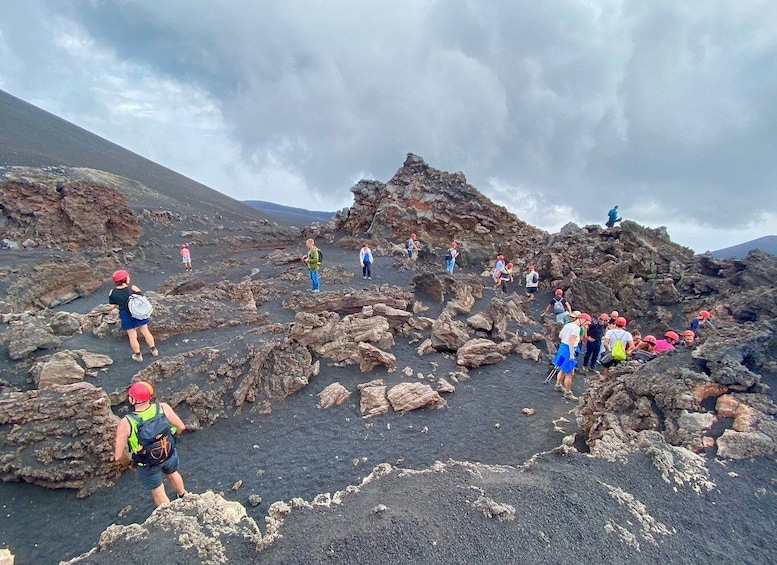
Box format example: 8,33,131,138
307,247,320,271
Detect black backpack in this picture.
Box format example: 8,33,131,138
315,248,322,263
445,249,453,261
127,404,173,466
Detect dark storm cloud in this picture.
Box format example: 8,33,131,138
7,1,777,237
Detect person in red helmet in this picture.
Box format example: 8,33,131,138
498,262,514,293
108,270,158,362
492,255,506,289
180,243,192,270
680,329,695,346
541,288,572,323
114,381,187,506
405,233,420,266
653,330,680,353
601,316,635,376
632,334,658,362
689,310,713,333
552,312,591,401
583,313,609,372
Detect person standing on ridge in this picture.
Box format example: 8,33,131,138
524,265,539,299
180,244,192,270
114,381,187,507
445,241,459,274
108,270,158,362
359,242,373,280
405,233,420,266
302,238,321,292
606,205,622,228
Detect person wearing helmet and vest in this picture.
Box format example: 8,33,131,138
541,289,573,324
113,381,187,507
108,270,158,362
601,316,635,376
689,310,712,333
654,330,680,353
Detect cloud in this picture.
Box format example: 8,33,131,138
0,0,776,251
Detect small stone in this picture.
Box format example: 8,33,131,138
372,504,389,514
232,480,243,491
522,408,536,415
248,495,262,507
494,423,500,429
118,505,132,518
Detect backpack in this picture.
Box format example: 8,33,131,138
315,248,322,263
128,294,154,320
611,332,627,361
531,272,538,283
445,249,453,261
127,404,173,466
552,298,565,314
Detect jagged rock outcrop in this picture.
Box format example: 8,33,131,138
0,382,122,496
386,382,447,413
328,154,546,264
430,311,469,352
358,379,390,418
62,491,263,564
4,316,62,359
456,338,514,368
283,285,413,314
317,382,352,409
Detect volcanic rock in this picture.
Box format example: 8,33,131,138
283,285,413,315
456,338,514,368
31,351,86,389
386,382,447,413
357,342,396,373
358,380,389,418
430,311,469,352
317,382,352,409
5,317,62,360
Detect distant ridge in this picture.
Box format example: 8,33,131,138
0,89,273,223
245,200,334,227
710,235,777,259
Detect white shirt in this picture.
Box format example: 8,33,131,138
559,322,580,349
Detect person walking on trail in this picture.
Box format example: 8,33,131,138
689,310,713,333
498,262,514,294
583,313,609,372
109,270,158,362
359,242,373,280
114,381,187,507
541,289,572,324
492,255,506,289
405,233,420,265
180,244,192,270
606,205,621,228
302,238,321,292
601,316,635,376
553,312,591,401
444,241,459,274
524,265,539,299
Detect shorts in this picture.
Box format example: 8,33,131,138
406,249,413,258
182,257,191,264
552,343,577,373
525,287,537,294
137,450,180,490
119,309,150,331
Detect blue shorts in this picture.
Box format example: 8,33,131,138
552,343,577,373
119,309,149,331
406,249,413,258
525,287,537,294
137,450,179,490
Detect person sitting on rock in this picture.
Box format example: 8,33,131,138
524,265,539,299
679,330,695,347
653,330,679,353
498,262,514,293
553,312,591,401
359,242,373,280
108,269,158,362
601,316,635,376
541,289,572,324
631,334,657,362
689,310,713,333
114,381,187,507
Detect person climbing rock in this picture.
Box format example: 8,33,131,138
541,289,572,324
108,269,158,362
113,381,187,507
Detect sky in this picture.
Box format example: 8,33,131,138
1,1,775,253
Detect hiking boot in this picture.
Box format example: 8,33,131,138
132,352,143,362
563,391,579,401
367,277,371,280
554,383,565,393
150,347,159,357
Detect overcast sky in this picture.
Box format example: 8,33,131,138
1,1,775,252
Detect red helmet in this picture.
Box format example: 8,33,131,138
599,313,610,321
615,316,627,327
554,289,563,296
128,381,153,402
528,265,535,269
578,312,592,322
410,233,416,239
112,269,129,283
506,262,513,268
665,331,679,341
497,254,504,260
699,310,711,319
642,335,657,345
180,243,187,248
683,330,695,338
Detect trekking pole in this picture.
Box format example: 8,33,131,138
544,366,559,384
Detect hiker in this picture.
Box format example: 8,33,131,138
552,312,591,401
444,241,459,274
606,205,621,228
607,311,620,329
689,310,712,333
108,270,158,362
601,316,635,376
180,244,192,270
631,330,642,348
541,289,572,324
301,238,321,292
631,335,658,362
405,233,420,265
359,242,373,280
492,255,506,289
653,330,679,353
113,381,187,507
583,313,609,372
524,265,539,299
498,262,514,293
680,330,695,346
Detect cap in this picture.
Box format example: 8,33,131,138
128,381,153,402
497,254,504,260
643,335,657,345
112,269,129,283
554,289,563,296
615,316,627,327
180,243,187,248
665,331,679,341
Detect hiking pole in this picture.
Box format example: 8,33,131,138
544,366,560,384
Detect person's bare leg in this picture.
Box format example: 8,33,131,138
150,484,169,507
564,373,573,392
127,328,141,354
138,325,155,348
165,471,185,497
